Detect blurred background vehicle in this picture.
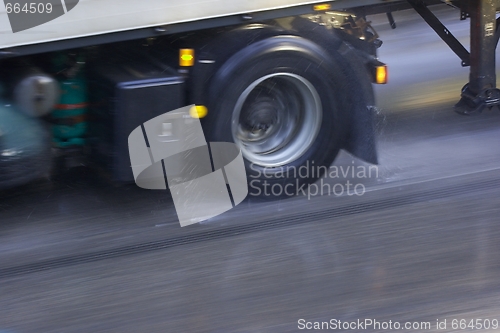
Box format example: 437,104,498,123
0,100,51,189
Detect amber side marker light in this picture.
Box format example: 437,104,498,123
313,3,331,11
190,105,208,119
180,49,195,67
375,65,388,84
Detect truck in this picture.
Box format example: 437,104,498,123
0,0,498,192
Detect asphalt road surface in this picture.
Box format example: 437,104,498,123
1,5,500,333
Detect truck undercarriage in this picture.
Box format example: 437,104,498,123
0,0,498,190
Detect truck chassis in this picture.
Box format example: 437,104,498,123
0,0,498,190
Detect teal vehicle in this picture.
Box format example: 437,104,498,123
0,100,51,189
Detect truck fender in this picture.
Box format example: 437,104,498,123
191,20,378,165
290,16,378,164
189,24,290,107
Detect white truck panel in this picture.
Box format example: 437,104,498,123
0,0,327,49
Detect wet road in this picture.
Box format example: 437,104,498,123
1,5,500,333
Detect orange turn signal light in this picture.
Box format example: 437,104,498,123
375,65,388,84
313,3,331,11
179,49,195,67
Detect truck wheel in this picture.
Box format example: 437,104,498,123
206,36,349,197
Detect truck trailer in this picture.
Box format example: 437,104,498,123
0,0,498,191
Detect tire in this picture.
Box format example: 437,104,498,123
206,36,350,198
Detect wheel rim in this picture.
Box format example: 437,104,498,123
232,73,322,168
